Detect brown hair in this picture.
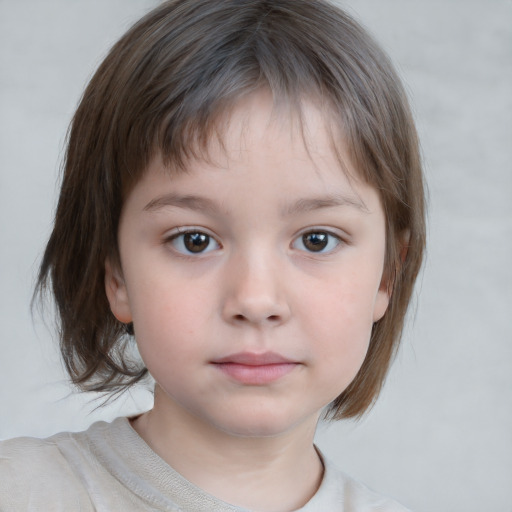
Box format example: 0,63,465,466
36,0,425,418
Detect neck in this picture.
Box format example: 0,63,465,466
131,385,324,511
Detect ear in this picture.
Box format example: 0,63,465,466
105,258,132,324
372,230,410,322
372,280,391,323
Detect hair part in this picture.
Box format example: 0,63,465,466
36,0,426,419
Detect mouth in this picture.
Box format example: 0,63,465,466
211,352,299,385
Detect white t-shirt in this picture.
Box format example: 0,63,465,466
0,417,410,511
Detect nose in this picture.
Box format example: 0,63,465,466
221,251,291,327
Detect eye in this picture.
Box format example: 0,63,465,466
292,230,342,253
168,230,220,255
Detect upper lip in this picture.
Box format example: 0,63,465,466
212,352,295,366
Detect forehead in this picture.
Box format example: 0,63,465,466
122,91,383,222
157,89,362,187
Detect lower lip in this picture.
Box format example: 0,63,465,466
213,362,298,385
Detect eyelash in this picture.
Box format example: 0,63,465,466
166,228,221,256
291,229,343,254
165,228,345,256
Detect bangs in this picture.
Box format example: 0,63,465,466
115,6,332,193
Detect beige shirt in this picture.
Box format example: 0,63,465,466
0,417,410,511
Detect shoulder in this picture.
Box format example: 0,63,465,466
307,452,412,512
0,429,97,511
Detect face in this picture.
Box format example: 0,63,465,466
105,91,390,439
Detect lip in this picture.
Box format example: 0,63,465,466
211,352,299,385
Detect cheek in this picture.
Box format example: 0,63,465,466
312,312,372,403
298,271,378,388
315,302,372,372
302,269,378,339
128,277,213,367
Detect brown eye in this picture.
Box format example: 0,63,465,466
184,233,210,252
292,230,341,253
170,231,220,255
302,232,328,251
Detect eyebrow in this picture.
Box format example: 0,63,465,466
143,192,369,216
282,194,369,217
143,194,220,215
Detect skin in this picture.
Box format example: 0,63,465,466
105,91,390,511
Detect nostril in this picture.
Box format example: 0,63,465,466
231,313,281,323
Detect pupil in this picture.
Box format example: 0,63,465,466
303,232,328,251
184,233,209,253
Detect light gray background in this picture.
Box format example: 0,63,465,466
1,1,511,511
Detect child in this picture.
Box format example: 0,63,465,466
0,0,425,510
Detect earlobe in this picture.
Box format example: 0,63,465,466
373,285,390,322
104,259,133,324
372,258,393,322
372,230,410,322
